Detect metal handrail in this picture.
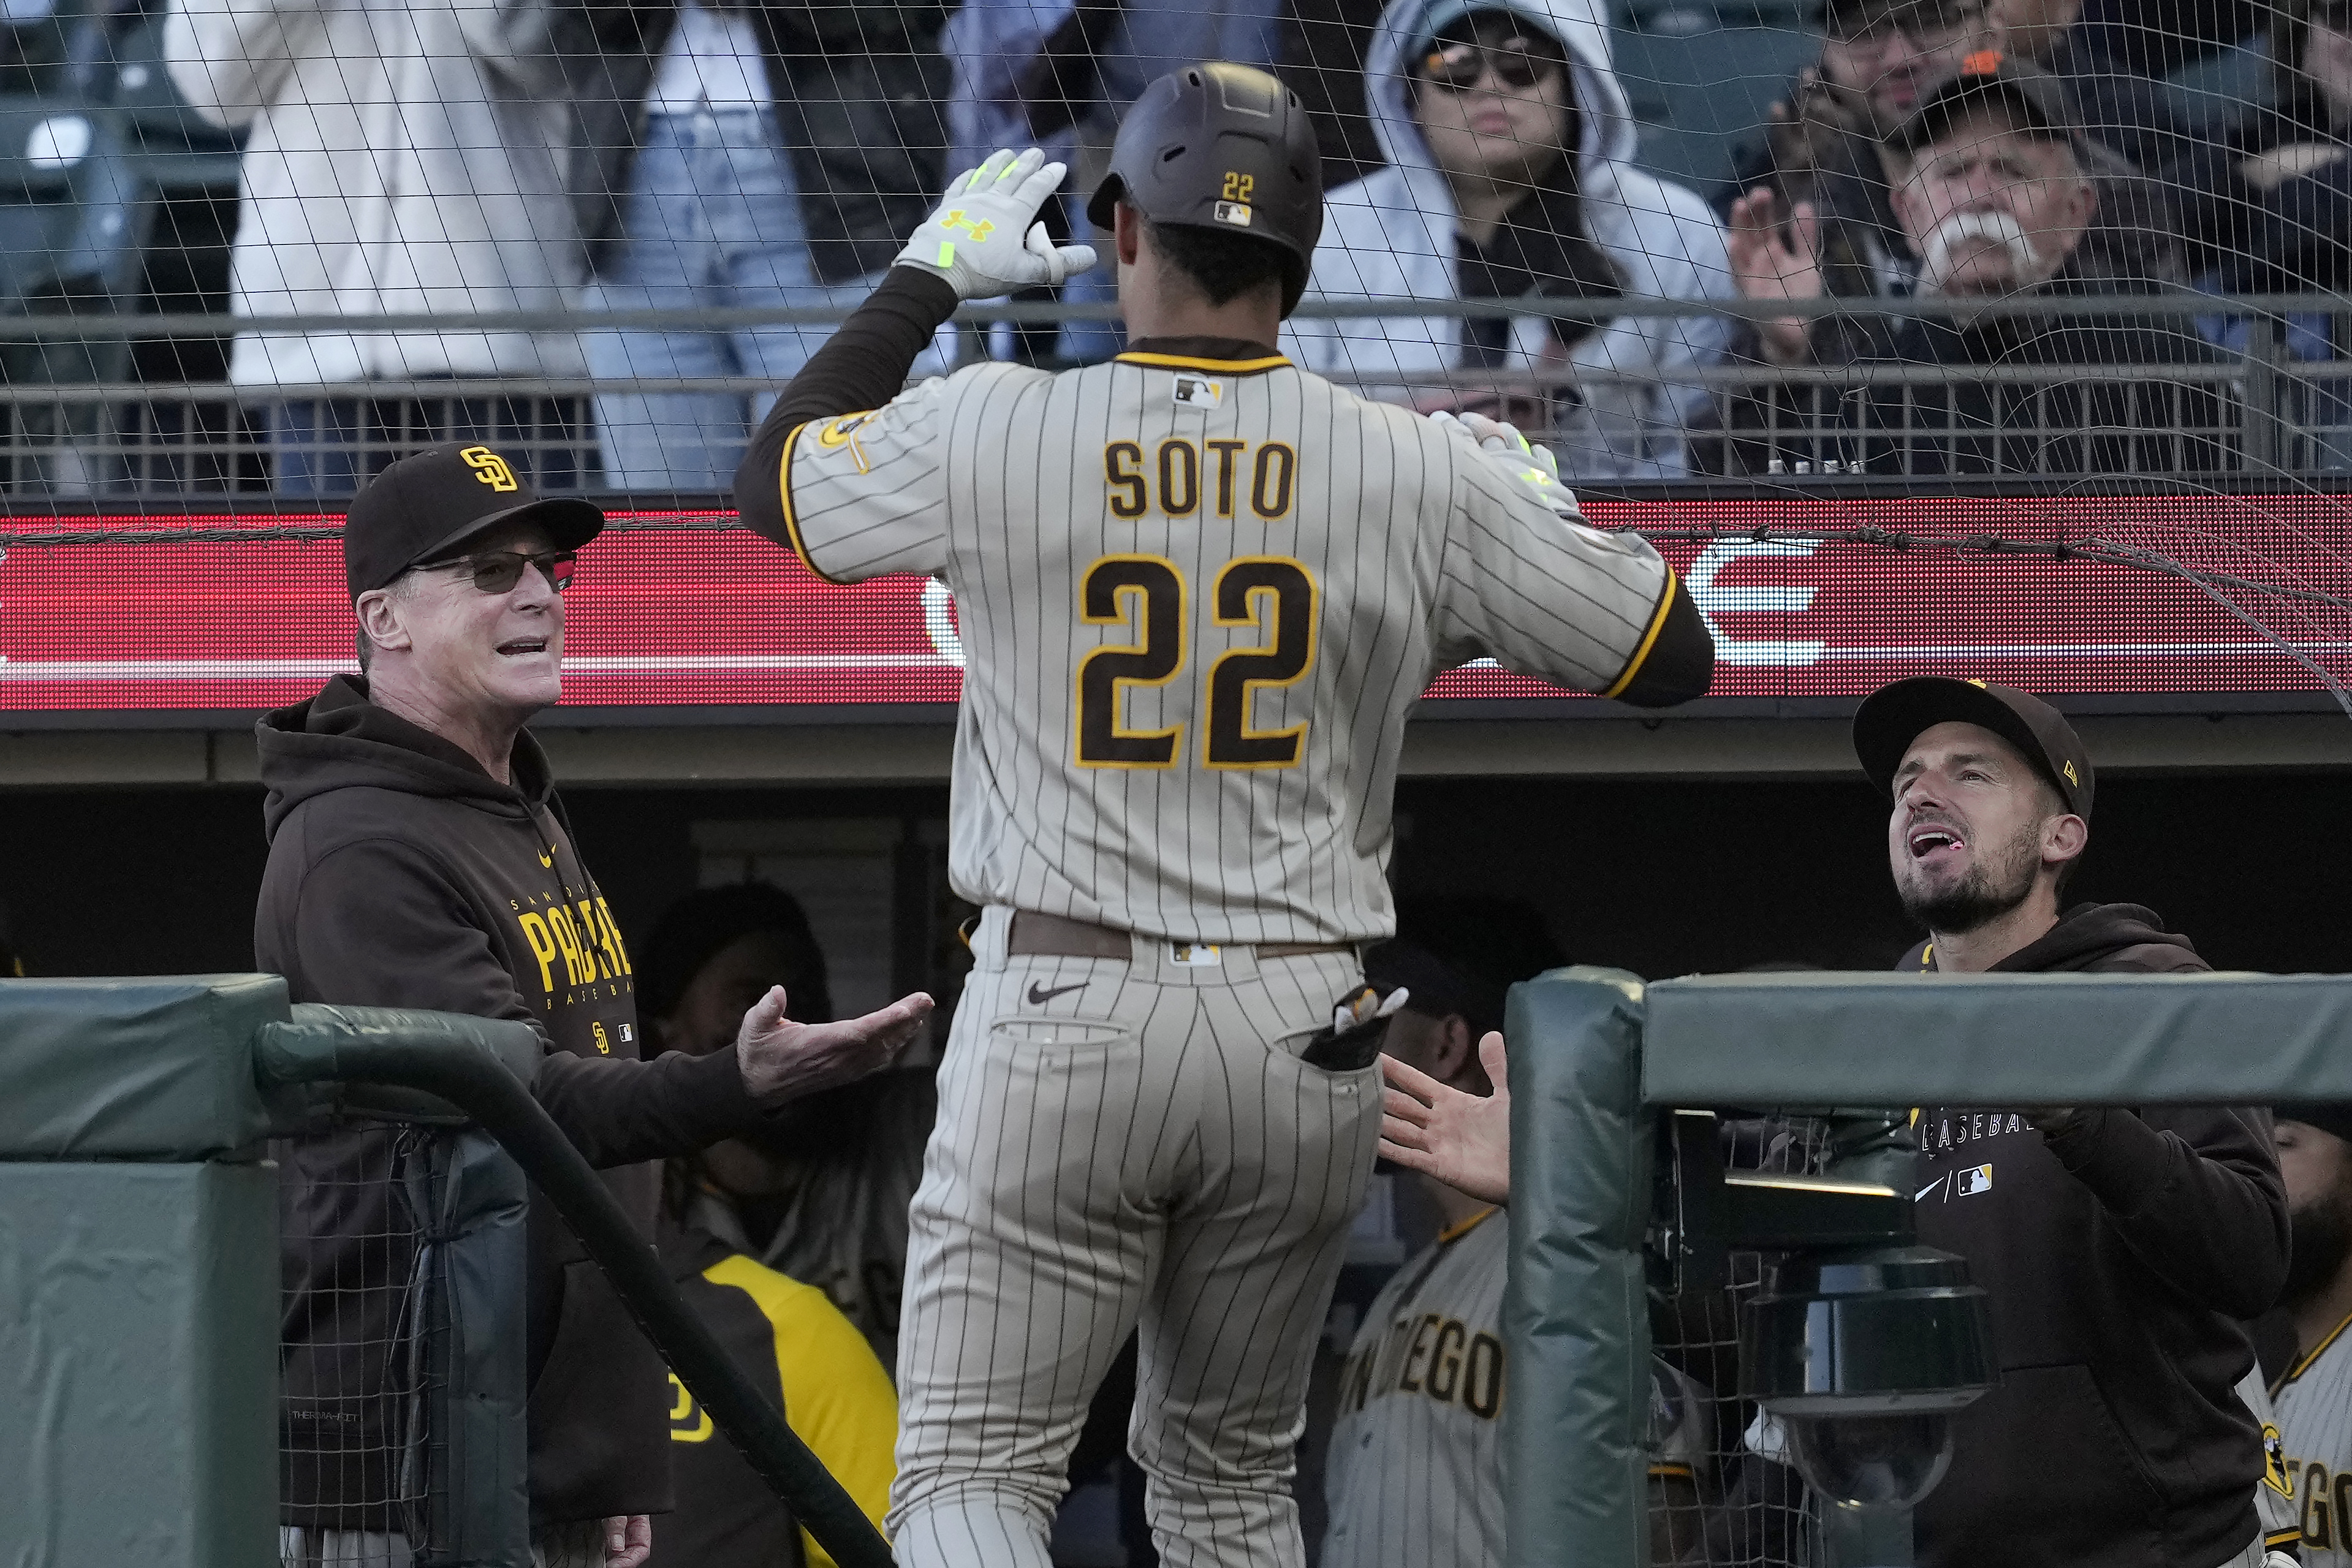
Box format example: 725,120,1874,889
0,291,2339,336
254,1004,897,1568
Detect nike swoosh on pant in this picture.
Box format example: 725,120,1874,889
1026,981,1087,1005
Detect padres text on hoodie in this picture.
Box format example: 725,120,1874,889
257,675,771,1529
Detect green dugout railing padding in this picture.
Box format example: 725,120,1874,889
0,977,893,1568
1503,967,2352,1568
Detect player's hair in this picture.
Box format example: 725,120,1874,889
1140,213,1299,309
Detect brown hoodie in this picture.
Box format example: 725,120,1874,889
1902,903,2290,1568
257,675,763,1529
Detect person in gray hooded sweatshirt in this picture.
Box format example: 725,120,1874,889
1283,0,1734,480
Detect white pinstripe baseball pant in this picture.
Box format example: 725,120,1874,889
890,907,1384,1567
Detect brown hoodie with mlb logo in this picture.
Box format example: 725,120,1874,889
257,675,765,1532
1903,903,2291,1568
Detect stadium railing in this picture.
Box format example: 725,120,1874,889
0,294,2340,497
1507,966,2352,1568
0,975,890,1568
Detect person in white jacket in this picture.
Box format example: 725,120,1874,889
1284,0,1736,480
165,0,589,494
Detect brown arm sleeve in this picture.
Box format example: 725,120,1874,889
1609,573,1717,709
732,266,961,547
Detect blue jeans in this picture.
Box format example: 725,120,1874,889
268,392,588,498
586,108,878,492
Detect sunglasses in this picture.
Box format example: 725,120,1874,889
1419,37,1567,91
415,549,577,595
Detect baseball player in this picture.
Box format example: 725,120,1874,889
2268,1105,2352,1562
730,61,1715,1567
1323,942,1713,1568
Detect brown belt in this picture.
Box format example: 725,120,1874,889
1003,909,1356,961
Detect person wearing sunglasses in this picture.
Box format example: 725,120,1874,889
254,445,935,1568
1283,0,1734,481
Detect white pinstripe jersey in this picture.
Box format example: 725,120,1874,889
1324,1210,1511,1568
775,347,1677,943
1320,1211,1712,1568
2274,1312,2352,1562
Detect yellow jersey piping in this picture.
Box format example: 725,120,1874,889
1601,564,1681,701
1115,350,1291,374
1437,1206,1501,1245
2283,1308,2352,1385
775,419,848,586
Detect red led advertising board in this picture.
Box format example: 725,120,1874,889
1,494,2345,714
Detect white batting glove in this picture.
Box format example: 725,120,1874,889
896,148,1099,302
1429,409,1583,521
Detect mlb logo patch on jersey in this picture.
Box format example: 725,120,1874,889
1173,375,1223,409
1213,200,1253,228
1169,943,1223,968
2263,1422,2291,1496
1956,1163,1994,1196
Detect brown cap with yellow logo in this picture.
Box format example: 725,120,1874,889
343,444,605,599
1853,676,2095,820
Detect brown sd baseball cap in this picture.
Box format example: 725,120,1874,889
1853,676,2094,820
2276,1104,2352,1147
1891,50,2088,156
343,444,605,599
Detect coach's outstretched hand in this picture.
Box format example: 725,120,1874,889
897,148,1099,301
735,985,935,1104
1378,1032,1512,1206
1428,409,1584,521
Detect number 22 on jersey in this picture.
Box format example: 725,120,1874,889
1076,555,1318,771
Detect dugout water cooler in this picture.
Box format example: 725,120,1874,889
0,975,285,1568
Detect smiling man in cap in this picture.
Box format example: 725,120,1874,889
1381,675,2291,1568
1854,675,2290,1568
255,445,933,1568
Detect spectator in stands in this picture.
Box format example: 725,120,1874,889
572,1,950,491
256,446,932,1568
2172,0,2352,469
650,1183,898,1568
1280,0,1394,187
2172,0,2352,286
164,0,589,494
1984,0,2192,168
1283,0,1735,480
1379,676,2291,1568
1712,54,2217,476
941,0,1287,361
643,882,937,1367
1724,0,2006,300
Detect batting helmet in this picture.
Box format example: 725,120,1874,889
1086,62,1322,312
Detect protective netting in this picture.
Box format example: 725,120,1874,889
0,0,2326,497
1645,1113,1834,1568
275,1122,441,1567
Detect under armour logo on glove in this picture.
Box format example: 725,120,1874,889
897,148,1099,303
1427,410,1585,521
